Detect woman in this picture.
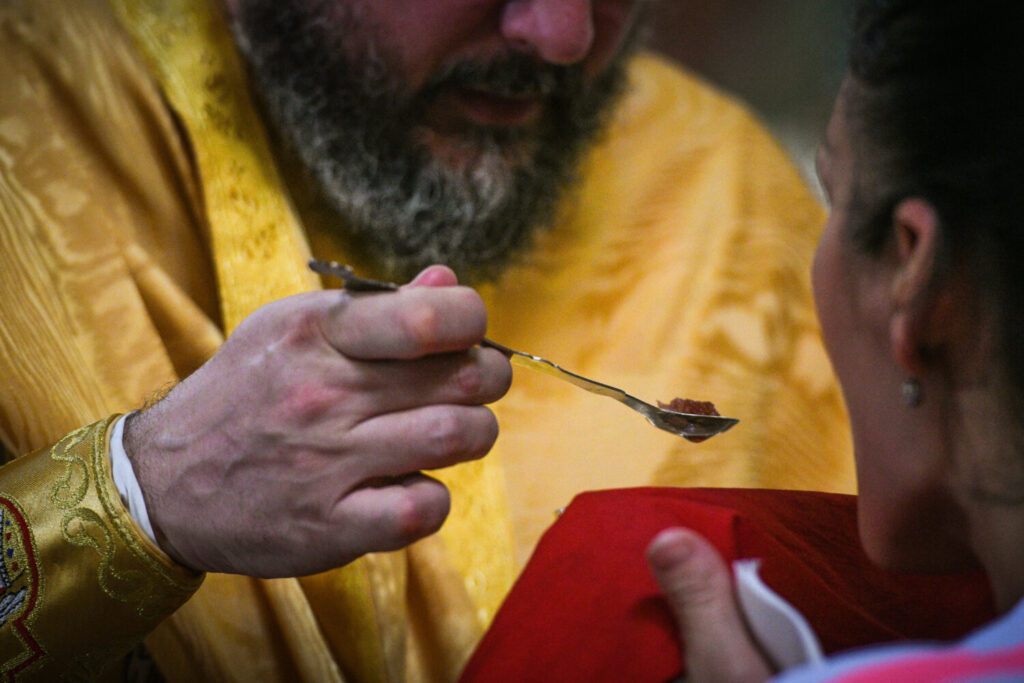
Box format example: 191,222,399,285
648,0,1024,680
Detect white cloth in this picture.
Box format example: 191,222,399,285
109,413,159,546
735,559,825,670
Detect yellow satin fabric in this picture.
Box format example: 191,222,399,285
105,0,320,332
482,63,857,564
0,0,855,679
106,0,516,680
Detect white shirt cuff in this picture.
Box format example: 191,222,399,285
109,413,159,547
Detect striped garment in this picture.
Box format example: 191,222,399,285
776,598,1024,683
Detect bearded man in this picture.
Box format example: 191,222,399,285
0,0,854,680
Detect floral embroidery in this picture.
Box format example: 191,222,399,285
0,497,43,678
49,421,199,619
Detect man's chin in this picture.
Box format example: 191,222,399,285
414,126,537,177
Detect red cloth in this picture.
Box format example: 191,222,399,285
460,488,995,682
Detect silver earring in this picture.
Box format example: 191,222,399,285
901,378,923,407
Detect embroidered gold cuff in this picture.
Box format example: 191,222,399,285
0,416,203,680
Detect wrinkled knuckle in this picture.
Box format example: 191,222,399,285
673,572,731,619
424,410,469,461
436,408,496,462
687,557,720,587
657,567,703,603
393,485,450,541
278,381,346,426
452,360,484,397
401,301,442,351
281,308,326,348
683,582,725,614
251,313,322,370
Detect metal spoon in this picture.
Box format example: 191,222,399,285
309,259,739,442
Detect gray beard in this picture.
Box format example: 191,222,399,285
232,1,635,283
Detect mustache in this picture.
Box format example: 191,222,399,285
417,53,584,101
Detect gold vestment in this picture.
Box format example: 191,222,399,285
0,0,854,679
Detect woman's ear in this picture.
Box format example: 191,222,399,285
889,198,942,376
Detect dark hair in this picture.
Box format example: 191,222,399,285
846,0,1024,397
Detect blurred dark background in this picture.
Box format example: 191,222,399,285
645,0,854,192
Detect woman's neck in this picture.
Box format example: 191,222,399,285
968,498,1024,612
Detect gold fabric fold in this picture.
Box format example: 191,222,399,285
106,0,516,679
104,0,397,678
105,0,320,332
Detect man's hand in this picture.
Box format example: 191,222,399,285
646,528,774,683
124,265,511,577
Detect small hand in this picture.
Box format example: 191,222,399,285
124,265,512,577
647,528,774,683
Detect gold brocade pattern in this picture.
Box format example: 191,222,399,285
107,0,517,679
49,418,198,620
105,0,319,332
103,0,385,676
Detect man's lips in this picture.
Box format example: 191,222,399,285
426,87,546,131
454,87,545,126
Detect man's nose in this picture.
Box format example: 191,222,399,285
500,0,595,65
